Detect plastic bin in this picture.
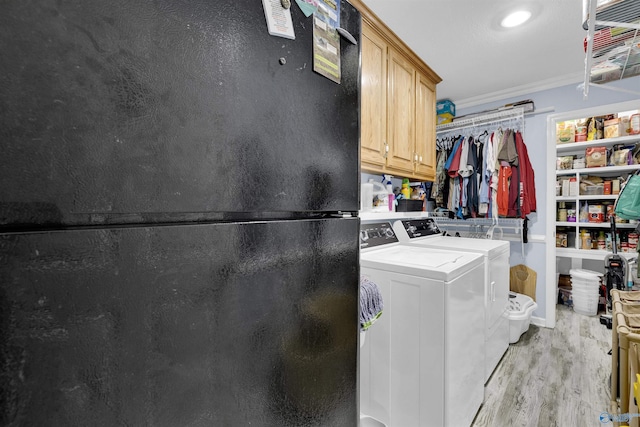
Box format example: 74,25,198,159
570,268,604,280
572,294,599,316
571,278,601,288
396,199,423,212
584,184,604,195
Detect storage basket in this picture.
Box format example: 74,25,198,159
610,290,640,423
396,199,423,212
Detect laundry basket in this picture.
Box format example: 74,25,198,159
610,290,640,426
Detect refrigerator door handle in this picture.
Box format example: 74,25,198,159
337,27,357,45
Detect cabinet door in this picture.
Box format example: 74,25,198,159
361,23,387,169
414,71,437,181
387,49,415,174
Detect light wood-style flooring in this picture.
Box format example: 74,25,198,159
472,304,612,427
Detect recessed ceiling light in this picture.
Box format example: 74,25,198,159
501,10,532,28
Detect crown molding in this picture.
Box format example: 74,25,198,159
453,72,584,110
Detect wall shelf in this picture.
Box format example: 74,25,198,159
557,247,638,260
557,164,640,176
557,135,640,154
550,100,640,265
557,195,618,201
582,0,640,99
556,221,637,228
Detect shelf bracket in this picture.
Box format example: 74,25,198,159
583,0,597,100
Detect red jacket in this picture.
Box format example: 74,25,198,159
507,131,536,218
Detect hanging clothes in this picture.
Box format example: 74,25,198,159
497,161,512,217
458,137,472,213
490,129,502,219
478,132,491,216
434,115,536,222
433,148,447,206
465,136,480,217
508,130,537,218
445,136,464,177
497,128,518,166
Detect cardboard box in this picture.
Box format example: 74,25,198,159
556,121,575,144
569,178,579,196
437,113,453,125
558,274,572,288
588,204,605,223
501,99,534,114
604,118,627,138
436,99,456,117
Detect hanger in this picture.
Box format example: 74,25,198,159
486,218,504,240
477,130,489,143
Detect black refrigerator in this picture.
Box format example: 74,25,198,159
0,1,361,425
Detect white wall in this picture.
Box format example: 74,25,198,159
455,76,640,326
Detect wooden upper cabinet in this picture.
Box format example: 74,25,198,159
386,49,415,175
351,0,441,182
360,24,387,168
414,71,437,180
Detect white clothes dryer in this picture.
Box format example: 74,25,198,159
359,221,485,427
392,218,510,383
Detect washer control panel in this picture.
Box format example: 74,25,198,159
401,219,441,239
360,222,398,249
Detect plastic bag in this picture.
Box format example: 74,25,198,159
586,146,607,167
612,146,633,166
614,172,640,220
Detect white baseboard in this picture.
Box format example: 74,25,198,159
531,315,547,328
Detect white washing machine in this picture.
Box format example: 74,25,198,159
359,221,485,427
392,218,510,383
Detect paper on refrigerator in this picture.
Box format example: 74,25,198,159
262,0,295,40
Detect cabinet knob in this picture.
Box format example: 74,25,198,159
419,155,423,162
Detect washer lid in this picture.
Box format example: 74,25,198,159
392,219,510,255
402,234,509,256
360,244,483,281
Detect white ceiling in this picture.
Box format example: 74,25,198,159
360,0,588,109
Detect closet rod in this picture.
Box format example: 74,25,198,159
436,107,524,135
